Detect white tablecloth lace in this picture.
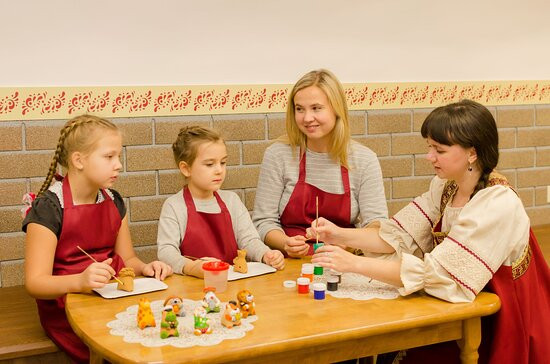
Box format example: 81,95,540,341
107,299,257,347
313,272,399,300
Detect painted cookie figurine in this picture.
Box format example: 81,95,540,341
221,301,242,328
137,298,156,329
237,289,256,318
164,296,185,317
232,249,248,273
193,306,213,335
160,306,179,339
117,267,135,292
202,287,221,313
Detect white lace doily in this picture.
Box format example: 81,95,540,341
313,272,399,300
107,299,258,347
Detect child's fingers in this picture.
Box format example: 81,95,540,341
98,258,116,277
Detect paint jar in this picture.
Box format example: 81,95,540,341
327,276,339,291
301,264,314,282
313,242,324,252
313,283,326,300
313,263,324,276
297,277,310,294
331,270,342,283
202,261,230,293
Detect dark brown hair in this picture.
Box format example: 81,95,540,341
421,99,499,197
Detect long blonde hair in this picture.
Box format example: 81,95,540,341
282,69,351,168
37,114,119,196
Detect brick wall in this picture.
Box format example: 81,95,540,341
1,105,550,287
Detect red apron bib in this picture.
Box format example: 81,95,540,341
179,187,239,264
35,176,125,363
280,152,354,255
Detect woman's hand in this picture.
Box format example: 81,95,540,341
311,245,359,273
142,260,173,280
262,250,285,270
284,235,309,258
307,217,346,247
79,257,116,292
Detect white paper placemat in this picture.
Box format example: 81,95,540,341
93,278,168,299
227,262,276,281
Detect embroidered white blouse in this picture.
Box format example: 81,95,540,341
379,176,530,303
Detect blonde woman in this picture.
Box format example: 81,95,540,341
253,69,387,257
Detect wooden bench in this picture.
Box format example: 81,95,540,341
0,285,69,363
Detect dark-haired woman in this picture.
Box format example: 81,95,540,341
309,99,550,363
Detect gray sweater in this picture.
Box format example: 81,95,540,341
157,189,270,274
252,142,388,240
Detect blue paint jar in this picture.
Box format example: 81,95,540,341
313,283,326,300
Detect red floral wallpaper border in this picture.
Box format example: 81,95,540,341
1,81,549,121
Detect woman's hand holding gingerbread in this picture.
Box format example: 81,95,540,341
262,249,285,270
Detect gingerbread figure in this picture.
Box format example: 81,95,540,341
237,289,256,318
202,287,221,313
164,296,185,317
232,249,248,273
160,306,179,339
136,298,156,329
193,306,213,335
221,301,242,328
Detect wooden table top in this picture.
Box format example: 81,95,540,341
66,258,500,363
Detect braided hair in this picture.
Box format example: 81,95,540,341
420,99,499,198
37,115,118,196
172,126,223,167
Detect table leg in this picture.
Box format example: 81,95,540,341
89,349,104,364
458,317,481,364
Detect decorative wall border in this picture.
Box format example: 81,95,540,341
1,80,549,121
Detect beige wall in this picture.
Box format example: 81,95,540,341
1,105,550,287
2,0,550,86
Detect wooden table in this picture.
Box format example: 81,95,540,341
66,258,500,364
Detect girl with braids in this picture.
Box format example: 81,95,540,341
157,125,284,278
309,100,550,363
22,114,172,363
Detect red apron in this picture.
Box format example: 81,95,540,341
179,187,239,264
35,176,125,363
280,152,354,255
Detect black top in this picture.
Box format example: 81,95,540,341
22,189,126,239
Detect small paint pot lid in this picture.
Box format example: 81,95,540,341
283,280,297,288
313,283,326,291
297,277,310,285
327,276,339,283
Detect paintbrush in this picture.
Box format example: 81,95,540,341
316,196,319,244
76,245,124,286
